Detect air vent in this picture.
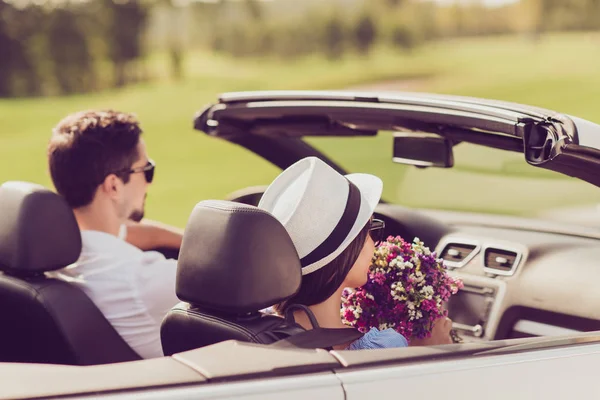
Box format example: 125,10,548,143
483,247,521,276
439,241,479,269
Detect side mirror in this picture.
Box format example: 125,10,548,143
392,132,454,168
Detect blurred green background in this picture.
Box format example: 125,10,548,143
1,0,600,228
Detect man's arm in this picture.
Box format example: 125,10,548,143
124,219,184,251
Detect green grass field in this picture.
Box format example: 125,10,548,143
2,32,600,228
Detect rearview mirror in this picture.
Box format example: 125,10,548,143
392,132,454,168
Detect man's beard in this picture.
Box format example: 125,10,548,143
129,208,144,222
128,194,146,222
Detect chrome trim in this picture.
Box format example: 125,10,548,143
513,320,583,337
453,322,484,338
393,131,444,138
481,244,523,276
460,285,495,296
436,237,481,269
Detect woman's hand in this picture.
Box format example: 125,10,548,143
409,316,453,346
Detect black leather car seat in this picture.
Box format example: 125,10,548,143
0,181,141,365
161,200,306,355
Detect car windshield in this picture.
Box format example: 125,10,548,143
306,132,600,229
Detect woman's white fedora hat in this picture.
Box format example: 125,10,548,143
258,157,383,275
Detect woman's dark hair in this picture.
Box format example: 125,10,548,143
274,221,371,314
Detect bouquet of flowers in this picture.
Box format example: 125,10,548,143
341,236,463,342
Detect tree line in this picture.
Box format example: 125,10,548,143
207,0,600,60
0,0,148,97
1,0,600,98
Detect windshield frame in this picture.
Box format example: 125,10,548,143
195,90,600,190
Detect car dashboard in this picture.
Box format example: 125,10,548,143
374,204,600,343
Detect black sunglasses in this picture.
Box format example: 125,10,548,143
369,218,385,245
120,159,155,183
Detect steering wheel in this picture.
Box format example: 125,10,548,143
225,185,268,207
151,246,180,260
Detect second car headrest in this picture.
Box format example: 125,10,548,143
176,200,302,314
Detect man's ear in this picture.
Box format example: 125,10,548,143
100,174,123,200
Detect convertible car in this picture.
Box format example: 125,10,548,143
2,90,600,399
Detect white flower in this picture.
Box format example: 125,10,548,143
391,282,407,301
353,306,362,319
392,293,407,301
414,271,425,283
408,309,416,320
420,285,434,299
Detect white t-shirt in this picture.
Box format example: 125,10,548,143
47,229,179,359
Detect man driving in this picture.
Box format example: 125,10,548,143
46,110,182,359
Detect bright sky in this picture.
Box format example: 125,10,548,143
425,0,520,6
194,0,521,4
9,0,521,8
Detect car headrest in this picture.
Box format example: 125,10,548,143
0,181,82,274
176,200,302,314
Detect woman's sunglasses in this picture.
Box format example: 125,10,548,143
369,218,385,245
121,160,156,183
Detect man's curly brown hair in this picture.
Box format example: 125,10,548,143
48,110,143,208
